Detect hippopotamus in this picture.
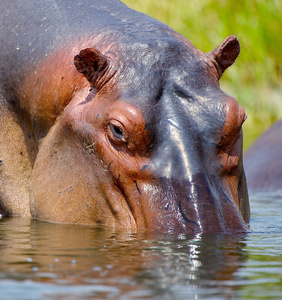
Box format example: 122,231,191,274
244,121,282,194
0,0,250,233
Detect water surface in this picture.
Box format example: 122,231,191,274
0,194,281,300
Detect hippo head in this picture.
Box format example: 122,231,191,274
30,36,250,233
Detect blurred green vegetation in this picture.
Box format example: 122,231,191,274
123,0,282,149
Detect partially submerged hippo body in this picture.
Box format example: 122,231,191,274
0,0,250,233
245,121,282,194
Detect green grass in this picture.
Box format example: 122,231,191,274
123,0,282,149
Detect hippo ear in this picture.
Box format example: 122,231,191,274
207,35,240,79
74,48,109,86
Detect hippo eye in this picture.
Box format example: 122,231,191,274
108,120,126,143
110,123,124,139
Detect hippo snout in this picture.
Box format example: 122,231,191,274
141,173,249,234
145,105,249,233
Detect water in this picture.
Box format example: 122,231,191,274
0,195,281,300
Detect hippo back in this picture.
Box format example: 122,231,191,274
244,121,282,194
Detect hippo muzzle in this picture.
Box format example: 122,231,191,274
132,93,249,233
137,173,248,234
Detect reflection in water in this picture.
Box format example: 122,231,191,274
1,194,282,300
0,217,249,299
